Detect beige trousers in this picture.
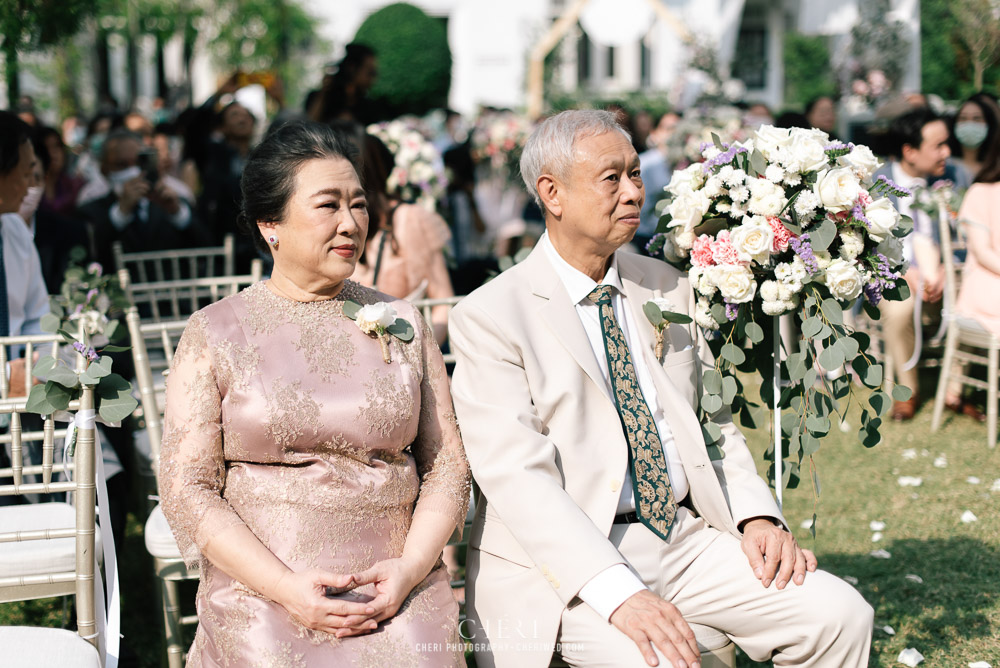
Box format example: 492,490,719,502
880,295,919,394
556,508,873,667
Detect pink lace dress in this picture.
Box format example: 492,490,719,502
159,280,470,667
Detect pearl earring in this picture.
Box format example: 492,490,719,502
267,234,279,251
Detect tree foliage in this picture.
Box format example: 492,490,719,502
354,2,452,119
921,0,1000,99
951,0,1000,91
783,33,836,109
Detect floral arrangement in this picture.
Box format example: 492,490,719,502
41,253,130,346
910,179,964,222
843,69,893,116
470,110,534,182
648,124,914,497
665,106,751,170
367,118,448,211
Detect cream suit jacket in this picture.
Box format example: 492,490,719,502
449,246,785,668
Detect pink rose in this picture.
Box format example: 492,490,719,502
768,217,793,253
691,234,716,267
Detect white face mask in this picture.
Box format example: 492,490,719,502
18,186,43,222
955,121,989,149
108,166,142,196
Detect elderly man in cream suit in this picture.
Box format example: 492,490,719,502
449,110,873,668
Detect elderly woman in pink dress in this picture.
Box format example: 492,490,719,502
159,121,470,666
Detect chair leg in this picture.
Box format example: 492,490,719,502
883,337,895,397
988,345,998,450
160,572,186,668
931,327,959,432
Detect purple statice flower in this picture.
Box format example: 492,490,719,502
702,144,749,173
725,302,739,321
789,234,819,274
873,174,912,198
930,179,954,191
72,341,99,362
85,288,99,305
645,233,667,258
87,262,103,277
72,303,85,316
863,251,902,305
699,141,715,153
863,282,883,306
851,201,871,228
824,142,854,151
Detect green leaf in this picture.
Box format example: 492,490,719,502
831,375,851,399
884,281,910,302
643,302,664,326
820,298,844,326
721,375,738,404
851,331,872,353
862,299,881,321
809,513,817,539
99,344,131,353
837,336,860,361
810,218,837,251
103,320,120,342
859,418,882,448
24,384,60,416
852,357,884,388
805,415,831,437
750,149,767,177
801,316,823,339
40,313,61,334
745,321,764,344
801,432,822,455
96,374,139,424
701,420,722,446
720,343,746,365
803,367,818,389
46,363,81,389
786,352,808,382
703,370,723,395
56,328,78,344
85,361,112,380
818,345,845,370
711,132,724,150
705,443,725,461
662,311,693,325
341,300,362,320
710,303,728,326
42,381,73,412
892,384,913,402
32,356,57,379
893,215,914,238
701,393,723,414
387,319,415,343
780,411,799,436
869,391,892,417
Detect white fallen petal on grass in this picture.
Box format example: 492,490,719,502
870,521,886,531
898,476,923,487
902,448,917,460
933,456,947,468
842,575,859,585
872,532,883,542
881,625,895,635
905,574,924,584
870,549,892,559
968,662,991,668
921,449,929,457
961,510,978,523
991,479,1000,492
967,476,981,485
898,648,924,667
800,519,813,529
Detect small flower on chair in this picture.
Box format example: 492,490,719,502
343,301,415,364
643,298,693,361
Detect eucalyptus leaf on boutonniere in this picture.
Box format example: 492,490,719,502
342,300,414,364
642,298,693,361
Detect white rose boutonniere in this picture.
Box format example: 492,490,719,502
642,298,693,361
343,300,415,363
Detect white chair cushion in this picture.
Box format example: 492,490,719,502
0,627,101,667
0,503,102,578
144,504,182,559
689,622,732,651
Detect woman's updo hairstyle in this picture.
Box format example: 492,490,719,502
238,120,361,253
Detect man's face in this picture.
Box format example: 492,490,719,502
551,131,644,255
0,141,36,214
102,137,141,175
904,120,951,178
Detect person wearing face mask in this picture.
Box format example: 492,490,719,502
79,129,203,271
949,93,1000,182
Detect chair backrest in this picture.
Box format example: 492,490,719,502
409,295,464,364
113,234,236,283
0,374,98,648
120,258,263,323
938,200,959,317
125,309,188,471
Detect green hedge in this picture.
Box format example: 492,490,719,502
354,2,451,119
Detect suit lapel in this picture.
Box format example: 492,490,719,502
524,248,609,396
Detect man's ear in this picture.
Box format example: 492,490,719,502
537,174,562,219
900,143,917,166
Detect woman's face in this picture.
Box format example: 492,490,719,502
957,102,986,124
260,156,369,290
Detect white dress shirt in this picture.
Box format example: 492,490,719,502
890,161,931,266
540,232,690,621
2,213,50,338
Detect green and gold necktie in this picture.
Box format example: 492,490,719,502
588,285,677,540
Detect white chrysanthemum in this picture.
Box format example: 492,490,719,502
748,192,786,217
717,165,735,182
775,256,809,291
724,168,748,188
695,297,719,330
716,202,732,214
783,172,803,187
760,280,781,302
730,186,750,203
765,164,785,183
794,190,821,220
838,230,865,261
729,203,747,219
690,266,718,297
676,230,697,250
814,251,833,270
702,175,725,198
703,146,722,161
777,282,797,302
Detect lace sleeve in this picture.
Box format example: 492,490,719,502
411,309,471,538
158,311,247,568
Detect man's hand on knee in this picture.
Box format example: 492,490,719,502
741,518,818,590
609,590,700,668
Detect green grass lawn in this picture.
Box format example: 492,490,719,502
3,385,998,667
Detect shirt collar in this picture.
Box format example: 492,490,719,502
891,161,927,190
539,231,624,305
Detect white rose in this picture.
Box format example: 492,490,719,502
784,129,830,173
754,125,791,161
356,303,398,333
712,264,757,304
824,259,863,301
667,190,711,231
877,236,906,269
864,197,900,242
666,163,705,195
839,144,881,179
730,217,774,265
814,168,863,212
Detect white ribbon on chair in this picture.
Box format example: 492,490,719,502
65,409,121,668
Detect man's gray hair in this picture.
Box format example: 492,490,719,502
519,109,631,209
